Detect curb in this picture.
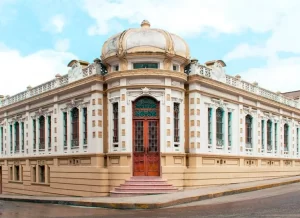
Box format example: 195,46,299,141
1,178,300,209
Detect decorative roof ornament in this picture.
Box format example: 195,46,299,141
141,20,151,28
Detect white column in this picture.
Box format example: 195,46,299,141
12,124,15,154
0,126,2,156
212,107,216,152
272,121,275,156
238,102,244,155
19,122,22,153
45,116,49,152
79,108,83,151
224,109,228,153
36,118,40,152
67,111,72,152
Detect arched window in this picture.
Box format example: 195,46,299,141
216,108,224,147
71,108,79,148
245,115,252,148
267,120,272,151
39,116,45,150
284,124,289,152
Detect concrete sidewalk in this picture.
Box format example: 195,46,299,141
1,176,300,209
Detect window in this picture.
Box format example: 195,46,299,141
14,165,20,181
10,124,12,153
71,108,79,148
33,119,36,151
83,108,88,145
267,120,272,152
39,165,45,183
133,63,158,69
245,115,252,148
0,127,3,154
112,103,119,145
21,122,24,152
208,108,212,144
284,124,289,152
39,116,45,150
228,112,232,147
216,108,224,147
63,112,67,149
275,123,278,152
173,64,178,71
174,103,180,144
32,166,36,182
113,65,119,71
48,116,51,151
15,122,19,152
261,120,265,150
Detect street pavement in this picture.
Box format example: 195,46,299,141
1,182,300,218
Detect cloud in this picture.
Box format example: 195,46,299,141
82,0,300,36
54,39,70,52
44,14,65,33
0,43,77,96
237,56,300,92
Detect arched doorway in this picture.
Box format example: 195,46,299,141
132,96,160,176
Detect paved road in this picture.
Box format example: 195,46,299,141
1,183,300,218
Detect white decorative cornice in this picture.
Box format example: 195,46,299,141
171,97,183,103
9,114,27,123
109,96,120,103
61,99,89,113
282,117,292,124
127,87,165,105
243,107,257,117
211,98,227,108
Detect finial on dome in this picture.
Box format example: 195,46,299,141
141,20,150,28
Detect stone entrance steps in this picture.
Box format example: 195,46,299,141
110,176,178,197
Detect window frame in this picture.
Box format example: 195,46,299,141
133,62,159,69
267,120,272,152
71,108,79,149
83,107,88,145
261,120,265,150
39,116,45,151
216,107,224,148
284,123,289,152
208,108,212,144
174,103,180,144
245,115,253,148
112,102,119,146
63,112,67,149
48,116,51,151
228,112,232,147
14,122,20,153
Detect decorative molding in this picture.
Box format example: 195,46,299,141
109,96,120,103
211,98,228,109
61,99,89,113
105,69,187,83
9,114,27,124
171,97,183,103
126,87,165,105
243,107,257,117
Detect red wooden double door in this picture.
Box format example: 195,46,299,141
132,97,160,176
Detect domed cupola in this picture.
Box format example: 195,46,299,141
101,20,190,69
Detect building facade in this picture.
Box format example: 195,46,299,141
0,20,300,196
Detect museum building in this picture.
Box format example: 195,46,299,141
0,20,300,196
